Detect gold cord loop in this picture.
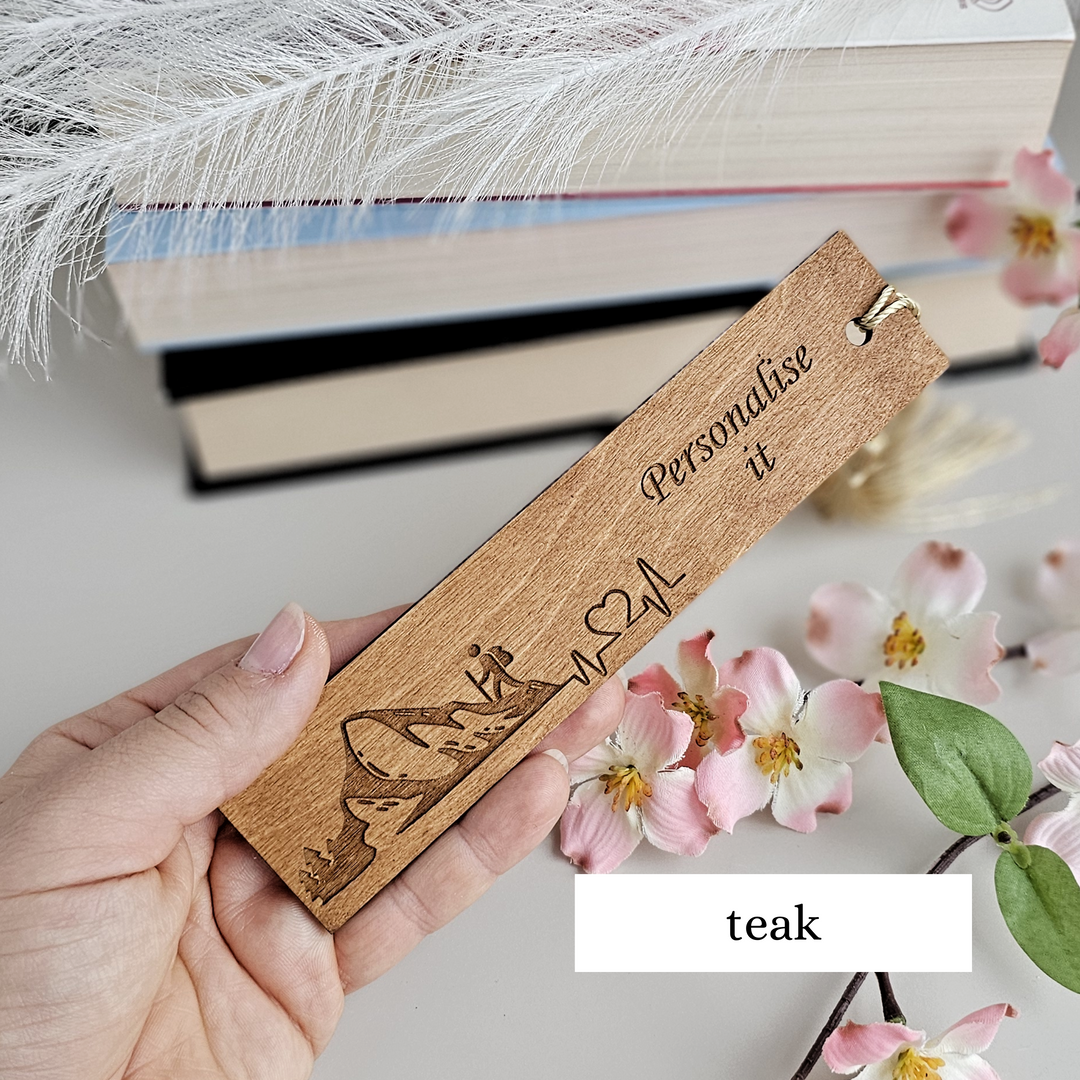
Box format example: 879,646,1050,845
854,285,921,331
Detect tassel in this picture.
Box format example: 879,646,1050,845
810,390,1060,530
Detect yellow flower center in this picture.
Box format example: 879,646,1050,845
753,732,802,782
883,612,926,669
1010,212,1059,258
673,691,715,747
600,765,652,812
893,1048,946,1080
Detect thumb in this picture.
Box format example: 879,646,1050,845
11,604,330,888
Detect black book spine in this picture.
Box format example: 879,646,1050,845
162,288,769,400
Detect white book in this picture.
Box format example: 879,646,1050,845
104,0,1074,205
173,266,1029,488
110,188,987,350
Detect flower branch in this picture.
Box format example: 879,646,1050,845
790,780,1063,1079
561,538,1080,1080
928,781,1060,875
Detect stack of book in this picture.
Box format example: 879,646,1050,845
103,2,1075,490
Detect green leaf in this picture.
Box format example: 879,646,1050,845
996,845,1080,993
880,683,1031,835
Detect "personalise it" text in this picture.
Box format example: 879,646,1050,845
639,344,814,503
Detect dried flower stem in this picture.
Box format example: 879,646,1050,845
1002,643,1028,661
788,782,1061,1079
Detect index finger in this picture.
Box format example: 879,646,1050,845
129,604,411,717
36,605,410,757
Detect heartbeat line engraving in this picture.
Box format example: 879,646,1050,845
300,557,685,906
564,559,686,687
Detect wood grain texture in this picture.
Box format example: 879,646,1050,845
222,232,949,931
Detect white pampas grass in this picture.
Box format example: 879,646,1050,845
0,0,879,368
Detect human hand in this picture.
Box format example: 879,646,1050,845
0,604,624,1079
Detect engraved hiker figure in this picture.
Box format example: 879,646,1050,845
465,643,524,702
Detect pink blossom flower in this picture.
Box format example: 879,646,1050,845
559,689,716,873
1024,738,1080,881
627,630,748,768
694,648,884,834
807,541,1004,705
1039,304,1080,368
824,1003,1017,1080
1026,540,1080,677
946,148,1080,305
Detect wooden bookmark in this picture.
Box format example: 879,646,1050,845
223,232,948,931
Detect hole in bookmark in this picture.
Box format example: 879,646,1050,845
846,320,872,346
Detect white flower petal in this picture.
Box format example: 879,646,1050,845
642,769,716,856
824,1021,925,1073
1036,541,1080,620
771,757,852,833
1014,147,1077,212
568,742,619,785
937,1054,1003,1080
928,1003,1017,1056
807,582,892,679
918,612,1003,705
1025,805,1080,879
627,664,682,709
616,691,693,773
677,631,719,700
1037,740,1080,794
695,744,772,834
1027,627,1080,678
861,661,935,697
714,647,801,736
559,779,643,874
891,541,987,620
797,681,885,763
858,1062,907,1080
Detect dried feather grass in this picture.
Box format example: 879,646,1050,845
810,391,1061,530
0,0,879,369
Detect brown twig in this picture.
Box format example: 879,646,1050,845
926,832,982,875
928,782,1060,873
1019,781,1060,815
788,782,1061,1078
788,972,869,1080
875,972,906,1025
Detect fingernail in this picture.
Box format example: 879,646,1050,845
240,602,306,674
542,748,569,772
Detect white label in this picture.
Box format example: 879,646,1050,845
575,875,971,973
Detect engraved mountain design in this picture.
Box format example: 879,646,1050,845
300,558,688,909
301,646,564,905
